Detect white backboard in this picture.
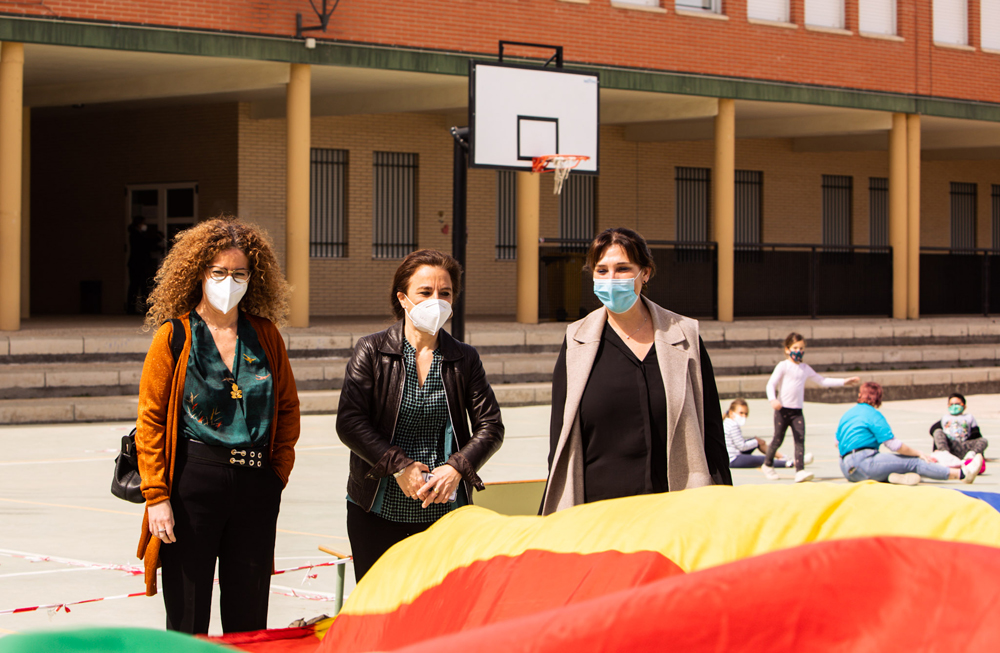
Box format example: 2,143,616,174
469,61,599,174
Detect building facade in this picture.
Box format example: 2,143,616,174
1,0,999,328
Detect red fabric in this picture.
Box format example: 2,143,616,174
327,538,1000,653
323,549,684,653
206,626,320,652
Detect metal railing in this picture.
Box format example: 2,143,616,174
537,238,717,321
920,247,1000,316
733,243,893,318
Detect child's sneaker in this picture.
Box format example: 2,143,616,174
761,465,780,480
803,452,814,465
963,454,985,484
887,472,921,486
794,470,814,483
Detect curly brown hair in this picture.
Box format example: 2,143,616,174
143,216,291,330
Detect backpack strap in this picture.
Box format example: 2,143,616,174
168,318,186,371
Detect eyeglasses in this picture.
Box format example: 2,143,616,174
206,266,250,283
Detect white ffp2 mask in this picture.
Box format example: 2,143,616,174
205,276,247,315
405,298,452,336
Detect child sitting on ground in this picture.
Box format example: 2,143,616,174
929,393,989,460
724,399,794,469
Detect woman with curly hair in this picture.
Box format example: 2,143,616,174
134,216,300,634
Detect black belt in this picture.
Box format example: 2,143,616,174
179,438,269,469
841,447,875,459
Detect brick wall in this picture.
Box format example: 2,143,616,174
237,108,1000,318
5,1,1000,104
31,103,238,315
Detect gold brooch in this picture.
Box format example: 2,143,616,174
231,383,243,399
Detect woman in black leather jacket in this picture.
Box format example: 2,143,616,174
336,249,504,581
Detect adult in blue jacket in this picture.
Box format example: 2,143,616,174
837,382,982,486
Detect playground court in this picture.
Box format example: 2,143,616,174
1,393,997,636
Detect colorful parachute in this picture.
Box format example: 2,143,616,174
3,482,999,652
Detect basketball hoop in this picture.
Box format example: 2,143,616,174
532,155,590,195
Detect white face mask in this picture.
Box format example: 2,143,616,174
404,297,452,336
733,415,747,427
205,276,248,315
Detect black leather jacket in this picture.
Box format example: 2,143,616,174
336,321,504,511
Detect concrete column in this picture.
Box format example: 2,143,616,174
906,114,921,319
515,171,540,324
20,107,29,319
285,63,311,328
889,112,908,320
713,98,735,323
0,42,24,331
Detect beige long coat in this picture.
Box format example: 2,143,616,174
541,297,715,515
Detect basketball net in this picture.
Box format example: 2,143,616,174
531,155,590,195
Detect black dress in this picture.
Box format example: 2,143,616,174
548,324,732,500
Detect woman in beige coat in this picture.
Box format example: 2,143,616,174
541,228,732,515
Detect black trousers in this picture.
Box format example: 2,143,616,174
159,454,283,634
764,408,806,471
346,501,432,583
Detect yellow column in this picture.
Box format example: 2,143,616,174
285,63,311,328
713,98,735,322
20,107,29,319
889,112,908,320
906,114,921,319
0,42,24,331
515,171,540,323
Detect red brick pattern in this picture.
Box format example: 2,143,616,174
3,1,999,104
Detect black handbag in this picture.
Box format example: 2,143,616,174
111,319,186,503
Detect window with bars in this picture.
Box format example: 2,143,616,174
676,167,711,242
869,177,889,247
559,175,596,242
822,175,853,246
993,185,1000,250
496,171,517,260
372,152,417,259
951,181,977,249
309,148,348,258
735,170,763,244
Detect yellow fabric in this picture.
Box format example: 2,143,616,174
344,482,1000,616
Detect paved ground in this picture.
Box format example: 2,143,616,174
1,395,996,637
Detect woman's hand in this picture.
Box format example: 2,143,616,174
845,376,861,386
147,499,176,543
394,461,431,499
917,452,936,463
770,400,782,411
417,464,462,508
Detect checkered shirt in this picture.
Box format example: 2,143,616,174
377,339,455,523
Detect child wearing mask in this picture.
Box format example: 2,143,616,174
763,333,860,482
929,393,989,461
724,399,792,469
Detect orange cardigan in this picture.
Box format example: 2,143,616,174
134,313,300,595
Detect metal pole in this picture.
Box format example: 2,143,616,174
334,563,345,614
450,127,469,342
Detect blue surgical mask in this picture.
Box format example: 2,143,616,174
593,275,641,314
789,349,804,363
948,403,964,416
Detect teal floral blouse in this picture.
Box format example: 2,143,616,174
180,311,274,447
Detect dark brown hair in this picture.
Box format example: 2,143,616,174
783,332,806,350
585,228,657,289
858,382,883,407
725,398,749,419
390,249,463,320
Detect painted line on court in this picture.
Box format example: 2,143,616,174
276,528,349,541
0,567,102,579
0,498,140,517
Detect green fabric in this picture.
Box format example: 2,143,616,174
180,311,274,447
0,628,228,653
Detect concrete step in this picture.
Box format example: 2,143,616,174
0,366,995,425
4,316,1000,363
4,343,1000,401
